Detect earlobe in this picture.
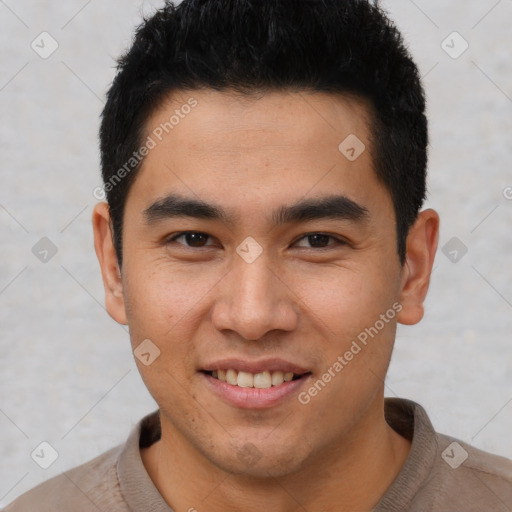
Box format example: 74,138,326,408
396,209,439,326
92,202,128,325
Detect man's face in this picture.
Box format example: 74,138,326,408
117,89,405,476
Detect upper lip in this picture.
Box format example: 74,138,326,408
201,358,310,375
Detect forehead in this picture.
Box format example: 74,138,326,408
144,88,373,154
127,88,392,225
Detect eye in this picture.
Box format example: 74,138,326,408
165,231,346,250
166,231,216,248
293,233,346,249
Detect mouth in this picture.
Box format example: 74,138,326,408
200,360,312,408
198,358,313,410
202,369,308,388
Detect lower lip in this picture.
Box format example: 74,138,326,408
201,372,310,409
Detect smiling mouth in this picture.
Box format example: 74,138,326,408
203,369,309,388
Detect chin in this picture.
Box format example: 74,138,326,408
208,440,309,479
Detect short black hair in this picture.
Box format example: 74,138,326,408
99,0,428,267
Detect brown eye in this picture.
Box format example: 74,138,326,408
167,232,214,247
307,234,331,248
294,233,345,249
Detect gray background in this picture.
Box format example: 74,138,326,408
1,0,511,506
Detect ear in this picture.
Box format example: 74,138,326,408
92,202,127,325
396,209,439,325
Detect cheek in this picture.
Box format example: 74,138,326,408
295,270,399,422
289,263,397,344
121,259,224,383
122,264,207,407
123,260,208,333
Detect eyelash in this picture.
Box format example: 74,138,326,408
165,231,347,250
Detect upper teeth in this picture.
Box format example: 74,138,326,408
211,369,295,388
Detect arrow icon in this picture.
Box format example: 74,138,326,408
237,442,263,467
134,339,161,365
441,31,468,60
32,237,58,263
31,441,59,468
338,134,365,161
442,237,467,263
441,441,468,469
31,31,59,59
236,236,263,263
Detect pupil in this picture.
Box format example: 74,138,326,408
309,234,329,247
187,233,207,247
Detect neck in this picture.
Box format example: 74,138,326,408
141,396,411,512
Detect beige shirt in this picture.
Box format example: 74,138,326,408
5,398,512,511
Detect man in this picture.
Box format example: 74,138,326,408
6,0,512,510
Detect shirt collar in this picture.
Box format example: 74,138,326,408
374,398,438,511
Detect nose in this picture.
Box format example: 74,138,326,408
211,250,298,341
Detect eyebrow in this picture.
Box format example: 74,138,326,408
143,193,369,227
